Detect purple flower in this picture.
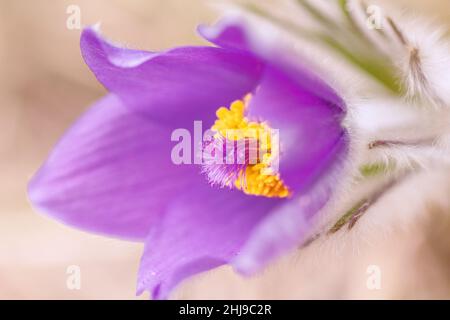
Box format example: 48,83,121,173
28,19,348,299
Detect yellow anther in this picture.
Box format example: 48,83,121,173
211,96,291,199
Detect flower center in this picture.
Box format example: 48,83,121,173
201,96,291,198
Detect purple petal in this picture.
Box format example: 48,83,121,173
137,136,347,298
199,19,350,274
232,138,348,274
200,19,347,192
137,185,282,299
199,19,345,109
80,27,264,127
198,19,252,51
28,94,197,240
248,65,347,193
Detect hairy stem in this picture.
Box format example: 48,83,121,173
328,174,408,234
368,138,434,150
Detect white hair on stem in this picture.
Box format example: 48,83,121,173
385,15,450,108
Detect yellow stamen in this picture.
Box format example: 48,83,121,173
211,96,291,198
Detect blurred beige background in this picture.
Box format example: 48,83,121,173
1,0,450,299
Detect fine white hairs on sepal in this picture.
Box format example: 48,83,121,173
390,17,450,108
347,97,450,175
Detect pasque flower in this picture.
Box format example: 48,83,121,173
28,19,348,299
